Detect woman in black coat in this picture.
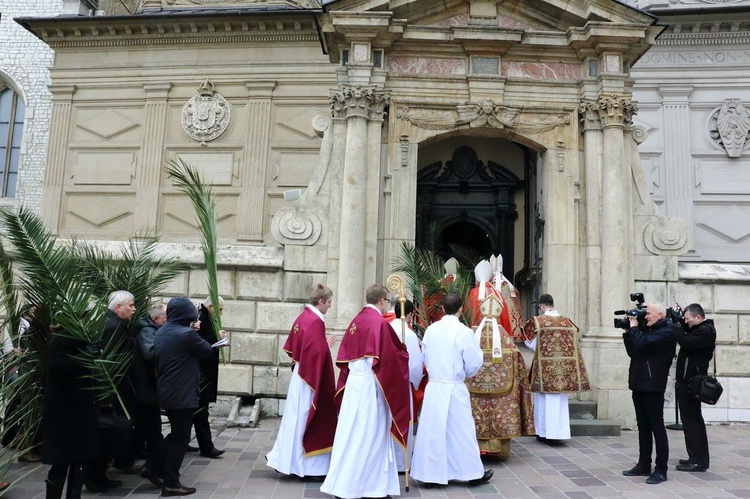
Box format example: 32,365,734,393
41,332,101,499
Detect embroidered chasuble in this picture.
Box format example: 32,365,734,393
496,279,525,341
523,315,591,393
466,295,535,458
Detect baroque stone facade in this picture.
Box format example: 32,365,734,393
12,0,749,426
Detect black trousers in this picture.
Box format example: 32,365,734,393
676,382,710,468
114,401,163,467
632,390,669,473
146,408,194,487
193,403,214,454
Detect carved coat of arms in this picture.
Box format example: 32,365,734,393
181,79,231,144
715,99,750,158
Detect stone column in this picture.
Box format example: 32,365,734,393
364,94,389,284
135,83,171,231
658,86,694,231
325,115,347,323
239,81,276,241
597,94,635,327
331,85,388,326
41,84,76,233
580,101,603,328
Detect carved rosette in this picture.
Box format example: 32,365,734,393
271,206,322,246
330,85,389,120
596,94,636,128
708,99,750,158
181,79,231,144
643,218,690,256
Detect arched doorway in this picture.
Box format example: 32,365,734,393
416,141,525,277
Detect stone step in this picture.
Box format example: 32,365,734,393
570,418,621,437
569,399,598,420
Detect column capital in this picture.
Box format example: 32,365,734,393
330,84,390,120
579,100,601,131
596,94,637,129
143,82,172,99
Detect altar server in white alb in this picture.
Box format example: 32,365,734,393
266,284,337,480
387,299,424,473
411,294,493,488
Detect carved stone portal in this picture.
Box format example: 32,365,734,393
181,79,231,144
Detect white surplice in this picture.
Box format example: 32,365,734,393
265,364,331,477
320,357,400,498
389,318,424,473
411,315,485,485
524,309,571,440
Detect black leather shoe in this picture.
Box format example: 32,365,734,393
646,471,667,484
676,463,707,472
186,444,199,452
140,467,164,487
535,435,547,442
84,478,122,492
300,475,325,482
200,448,225,458
623,465,651,477
468,469,493,487
678,458,691,465
421,482,439,489
162,483,197,496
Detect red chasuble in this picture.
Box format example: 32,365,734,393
336,306,411,448
466,283,512,332
283,306,337,456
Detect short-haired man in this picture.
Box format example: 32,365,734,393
320,284,410,499
267,284,337,480
674,303,716,472
411,294,492,488
523,293,590,444
622,302,677,485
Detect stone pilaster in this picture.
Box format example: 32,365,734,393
331,85,390,326
597,94,635,330
658,86,694,234
580,100,603,328
239,81,276,241
135,82,171,232
41,84,76,233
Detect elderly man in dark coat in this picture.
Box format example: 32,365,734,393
42,332,101,499
140,297,213,497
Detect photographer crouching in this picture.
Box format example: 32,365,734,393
673,303,716,473
621,303,677,485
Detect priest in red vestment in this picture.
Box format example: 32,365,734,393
321,284,411,499
266,284,337,479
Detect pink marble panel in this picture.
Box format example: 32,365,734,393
501,61,580,80
388,57,466,76
497,14,530,30
430,13,469,27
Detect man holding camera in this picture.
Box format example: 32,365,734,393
674,303,716,472
622,303,677,485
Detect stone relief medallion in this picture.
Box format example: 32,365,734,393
643,218,690,255
271,206,322,246
181,79,231,144
708,99,750,158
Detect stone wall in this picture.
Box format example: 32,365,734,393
0,0,60,212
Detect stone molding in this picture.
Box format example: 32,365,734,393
330,85,390,121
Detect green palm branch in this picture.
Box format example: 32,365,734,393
165,158,224,360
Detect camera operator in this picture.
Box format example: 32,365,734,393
621,303,677,485
673,303,716,473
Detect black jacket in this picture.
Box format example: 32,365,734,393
41,334,101,465
674,319,716,385
131,315,160,405
154,297,213,410
623,318,677,393
197,304,220,405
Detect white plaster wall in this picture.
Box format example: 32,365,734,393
0,0,61,212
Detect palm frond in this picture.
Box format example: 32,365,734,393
0,236,22,344
166,158,224,358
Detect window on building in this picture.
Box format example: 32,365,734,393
0,87,25,198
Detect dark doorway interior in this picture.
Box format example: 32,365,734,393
416,145,522,277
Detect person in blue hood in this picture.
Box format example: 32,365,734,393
140,297,213,497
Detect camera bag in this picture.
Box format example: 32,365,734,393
688,354,723,405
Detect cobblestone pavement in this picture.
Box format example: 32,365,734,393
3,420,750,498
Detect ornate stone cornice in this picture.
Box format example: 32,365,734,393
20,16,319,48
330,85,390,121
656,30,750,46
596,94,637,128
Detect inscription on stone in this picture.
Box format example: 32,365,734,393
638,50,750,66
699,160,750,195
472,57,500,75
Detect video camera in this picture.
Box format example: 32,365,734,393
614,292,646,329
